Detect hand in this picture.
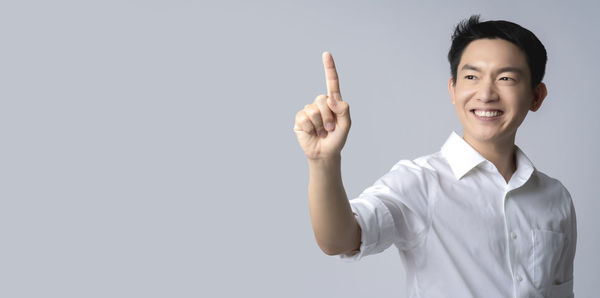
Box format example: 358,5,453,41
294,51,351,161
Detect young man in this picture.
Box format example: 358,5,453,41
293,15,576,298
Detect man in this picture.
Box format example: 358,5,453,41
293,15,576,298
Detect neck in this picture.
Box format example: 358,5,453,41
463,133,517,183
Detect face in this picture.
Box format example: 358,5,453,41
448,38,547,147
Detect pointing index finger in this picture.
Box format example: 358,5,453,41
322,51,342,100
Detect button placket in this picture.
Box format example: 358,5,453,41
503,191,521,288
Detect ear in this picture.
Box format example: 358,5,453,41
448,77,456,105
530,82,547,112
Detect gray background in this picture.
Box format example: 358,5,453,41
1,0,597,297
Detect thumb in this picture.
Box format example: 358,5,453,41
327,96,350,128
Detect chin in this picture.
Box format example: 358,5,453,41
465,128,505,143
477,130,515,145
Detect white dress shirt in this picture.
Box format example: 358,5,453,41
337,132,576,298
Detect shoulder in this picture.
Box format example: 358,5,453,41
529,169,575,222
531,169,573,200
378,151,447,195
388,151,448,177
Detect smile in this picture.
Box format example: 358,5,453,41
471,109,504,120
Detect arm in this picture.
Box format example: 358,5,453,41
293,52,357,256
308,155,361,255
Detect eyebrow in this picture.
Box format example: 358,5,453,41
460,64,524,75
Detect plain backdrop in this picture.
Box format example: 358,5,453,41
1,0,598,297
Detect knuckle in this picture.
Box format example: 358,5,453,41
306,107,320,118
318,111,332,123
303,123,313,132
317,98,329,110
341,102,349,112
304,120,315,129
316,95,327,104
316,99,332,117
296,117,306,127
302,119,312,129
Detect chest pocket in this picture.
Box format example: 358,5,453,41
532,229,566,291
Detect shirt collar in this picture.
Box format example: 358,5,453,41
508,145,536,190
440,131,536,184
441,131,486,180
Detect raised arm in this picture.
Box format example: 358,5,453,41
293,52,360,255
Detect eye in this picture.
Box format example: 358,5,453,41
499,77,514,81
464,75,476,80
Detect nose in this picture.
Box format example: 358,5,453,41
476,79,499,103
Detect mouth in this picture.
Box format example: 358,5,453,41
470,109,504,120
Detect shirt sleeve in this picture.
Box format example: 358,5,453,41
567,197,577,281
561,195,577,292
337,195,396,262
336,161,431,262
549,188,577,298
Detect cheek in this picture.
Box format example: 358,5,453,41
456,87,476,101
516,94,533,111
520,100,531,112
515,88,534,109
506,100,531,122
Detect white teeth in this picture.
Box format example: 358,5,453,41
474,110,501,117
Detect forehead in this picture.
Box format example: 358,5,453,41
459,38,529,72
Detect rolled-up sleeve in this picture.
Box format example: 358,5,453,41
336,160,431,262
337,196,396,262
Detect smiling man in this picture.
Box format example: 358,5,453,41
294,15,576,298
449,37,547,184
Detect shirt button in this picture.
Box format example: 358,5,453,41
516,275,523,282
510,232,517,239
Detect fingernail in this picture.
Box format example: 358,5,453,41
325,122,334,131
318,130,326,137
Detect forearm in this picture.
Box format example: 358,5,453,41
308,154,360,255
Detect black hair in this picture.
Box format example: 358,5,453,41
448,14,547,89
